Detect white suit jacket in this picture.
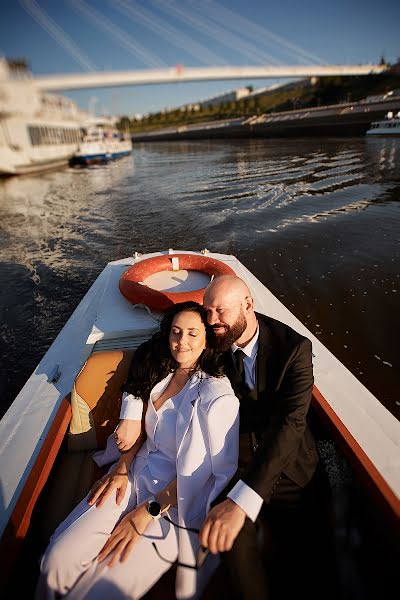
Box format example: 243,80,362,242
95,370,239,599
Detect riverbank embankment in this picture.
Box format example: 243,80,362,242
132,96,400,141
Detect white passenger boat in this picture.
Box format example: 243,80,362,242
366,110,400,136
70,119,132,166
0,58,88,176
0,249,398,597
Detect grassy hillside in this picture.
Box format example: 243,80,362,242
117,63,400,134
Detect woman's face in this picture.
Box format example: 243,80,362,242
169,310,207,369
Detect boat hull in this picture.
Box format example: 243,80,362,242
366,131,400,136
0,137,82,176
0,154,77,176
69,149,132,166
0,250,399,596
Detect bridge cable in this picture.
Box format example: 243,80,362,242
18,0,97,71
153,0,281,66
112,0,228,66
203,0,327,66
68,0,166,68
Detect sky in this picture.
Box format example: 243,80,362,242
1,0,399,117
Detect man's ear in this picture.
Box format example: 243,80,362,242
244,295,254,312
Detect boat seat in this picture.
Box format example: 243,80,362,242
40,349,134,542
68,349,134,452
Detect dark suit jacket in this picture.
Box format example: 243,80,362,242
224,312,319,505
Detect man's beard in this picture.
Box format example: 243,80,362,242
210,307,247,352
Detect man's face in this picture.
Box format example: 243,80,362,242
203,296,247,351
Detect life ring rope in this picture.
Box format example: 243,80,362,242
130,302,161,322
119,253,235,312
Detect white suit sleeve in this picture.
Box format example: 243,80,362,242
206,390,240,511
120,391,144,420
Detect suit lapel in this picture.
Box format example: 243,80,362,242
175,373,202,458
256,317,272,397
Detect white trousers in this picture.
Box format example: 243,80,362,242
35,476,179,600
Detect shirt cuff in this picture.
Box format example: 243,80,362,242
120,392,144,420
227,480,263,523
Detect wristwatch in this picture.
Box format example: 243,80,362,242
147,495,162,519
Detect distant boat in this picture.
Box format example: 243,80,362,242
0,57,87,176
366,110,400,136
70,119,132,166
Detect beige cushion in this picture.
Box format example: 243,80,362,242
68,350,134,451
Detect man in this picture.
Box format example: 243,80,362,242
198,275,335,600
115,275,336,599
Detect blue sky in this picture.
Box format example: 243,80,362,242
1,0,399,117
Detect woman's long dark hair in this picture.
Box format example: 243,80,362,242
122,301,224,402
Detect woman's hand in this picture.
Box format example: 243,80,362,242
88,468,129,508
114,419,142,452
88,433,146,507
98,504,152,566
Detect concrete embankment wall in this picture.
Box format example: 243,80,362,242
132,98,400,141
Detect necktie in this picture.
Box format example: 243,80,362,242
235,349,246,383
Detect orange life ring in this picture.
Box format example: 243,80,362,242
119,254,235,312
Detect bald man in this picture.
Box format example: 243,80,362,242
198,275,334,600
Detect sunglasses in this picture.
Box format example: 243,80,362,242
152,515,210,570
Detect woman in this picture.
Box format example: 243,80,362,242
36,301,239,600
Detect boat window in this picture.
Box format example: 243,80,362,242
27,125,81,146
28,126,37,146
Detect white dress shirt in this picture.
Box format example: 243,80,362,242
227,327,264,522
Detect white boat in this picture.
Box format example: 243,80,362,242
0,249,399,596
70,119,132,166
0,57,88,176
366,110,400,136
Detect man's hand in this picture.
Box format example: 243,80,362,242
114,419,141,452
199,499,246,554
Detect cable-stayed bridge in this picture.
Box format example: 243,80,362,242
18,0,388,94
35,63,387,92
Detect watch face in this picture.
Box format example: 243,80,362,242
148,501,161,517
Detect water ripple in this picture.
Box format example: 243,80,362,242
1,139,400,419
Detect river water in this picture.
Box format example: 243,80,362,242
0,137,399,420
